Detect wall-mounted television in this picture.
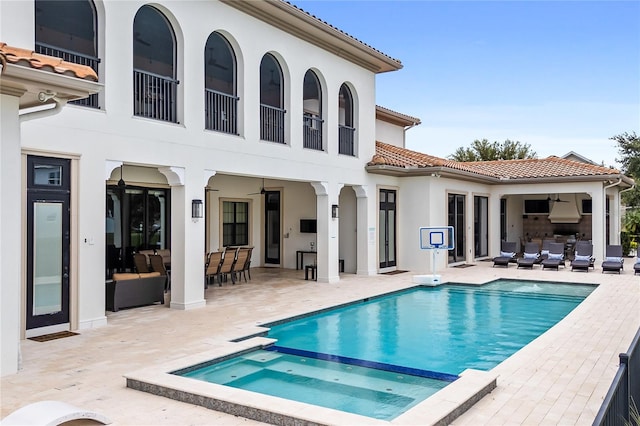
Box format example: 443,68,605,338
524,199,550,214
300,219,317,233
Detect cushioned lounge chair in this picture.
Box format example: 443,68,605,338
634,251,640,275
517,242,541,269
541,242,565,270
571,241,593,272
601,245,624,274
540,239,554,262
232,247,250,283
493,241,517,267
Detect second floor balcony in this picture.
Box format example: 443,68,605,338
260,104,285,144
205,89,239,135
134,70,179,123
303,114,323,151
339,125,355,156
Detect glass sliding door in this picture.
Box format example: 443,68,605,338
474,196,488,258
448,193,465,263
106,186,170,274
379,189,397,269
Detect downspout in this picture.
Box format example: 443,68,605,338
402,121,419,147
19,92,68,123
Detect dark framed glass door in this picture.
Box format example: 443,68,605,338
474,196,488,258
448,193,465,263
26,156,70,330
379,189,397,269
264,191,280,264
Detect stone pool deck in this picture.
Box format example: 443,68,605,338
1,261,638,425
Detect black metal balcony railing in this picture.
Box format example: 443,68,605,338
303,115,323,150
260,104,285,144
35,42,100,108
338,125,355,156
205,89,238,135
134,69,179,123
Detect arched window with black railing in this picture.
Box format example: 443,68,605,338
338,83,355,156
204,32,237,134
133,6,178,123
302,70,323,150
259,54,285,144
35,0,100,108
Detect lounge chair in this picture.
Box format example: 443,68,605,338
205,251,223,288
540,239,554,262
634,251,640,275
493,241,517,267
541,242,565,270
517,242,541,269
601,245,624,274
570,241,594,272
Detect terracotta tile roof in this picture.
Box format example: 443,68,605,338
0,42,98,81
370,141,622,180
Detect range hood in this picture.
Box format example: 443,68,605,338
548,195,581,223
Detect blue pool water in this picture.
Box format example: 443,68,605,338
177,279,595,420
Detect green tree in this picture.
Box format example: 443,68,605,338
612,131,640,208
449,139,537,161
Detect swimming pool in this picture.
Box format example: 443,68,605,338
173,279,595,420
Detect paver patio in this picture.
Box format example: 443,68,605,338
1,262,638,425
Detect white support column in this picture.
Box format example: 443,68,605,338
310,182,340,283
354,185,376,275
591,189,605,262
160,167,206,310
1,91,23,376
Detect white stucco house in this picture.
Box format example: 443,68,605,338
0,0,633,377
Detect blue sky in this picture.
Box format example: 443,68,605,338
290,0,640,168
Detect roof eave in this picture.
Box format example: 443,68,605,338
220,0,402,73
367,165,635,187
1,62,102,109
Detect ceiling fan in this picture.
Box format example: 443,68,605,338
248,178,266,195
134,32,151,46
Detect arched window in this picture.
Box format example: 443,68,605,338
35,0,99,108
259,54,285,143
133,6,178,122
338,84,355,155
302,70,323,150
204,32,237,134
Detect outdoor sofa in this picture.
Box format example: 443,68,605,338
106,272,165,312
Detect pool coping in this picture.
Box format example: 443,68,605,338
124,336,497,426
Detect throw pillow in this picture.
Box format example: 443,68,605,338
500,251,515,258
548,253,563,260
541,250,550,256
523,252,538,259
605,256,622,263
574,254,591,262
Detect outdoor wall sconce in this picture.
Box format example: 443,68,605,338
331,204,339,219
192,199,203,220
